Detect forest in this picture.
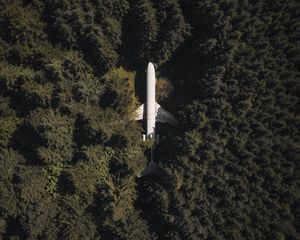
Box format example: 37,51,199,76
0,0,299,239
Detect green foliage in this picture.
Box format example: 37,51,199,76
0,0,45,45
43,162,63,198
125,0,158,62
122,0,189,65
0,116,20,147
110,67,136,93
45,0,129,73
136,0,300,239
0,0,299,239
151,0,190,65
100,72,134,115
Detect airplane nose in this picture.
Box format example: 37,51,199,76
148,62,155,71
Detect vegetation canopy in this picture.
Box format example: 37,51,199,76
0,0,299,239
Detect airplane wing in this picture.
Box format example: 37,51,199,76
155,102,178,126
134,104,145,120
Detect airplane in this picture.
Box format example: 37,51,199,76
135,62,177,176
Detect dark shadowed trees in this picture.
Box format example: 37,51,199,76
0,0,299,239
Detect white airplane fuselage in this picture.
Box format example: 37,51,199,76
135,62,177,143
135,62,177,176
146,62,156,139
